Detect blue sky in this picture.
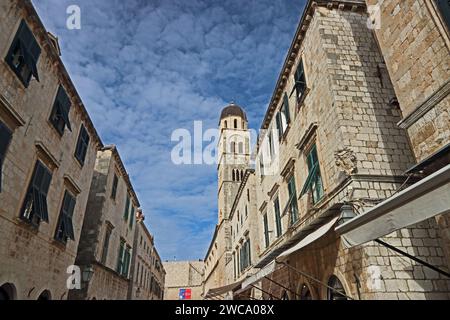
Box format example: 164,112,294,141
32,0,305,261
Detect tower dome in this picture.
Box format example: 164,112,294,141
220,103,247,122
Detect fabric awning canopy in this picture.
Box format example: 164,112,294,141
204,279,244,299
238,216,340,293
277,216,339,259
335,164,450,248
241,260,277,291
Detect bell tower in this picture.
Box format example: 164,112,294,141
217,103,250,224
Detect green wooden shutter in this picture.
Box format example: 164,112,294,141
124,195,130,220
117,241,124,273
274,197,282,237
283,93,291,124
129,204,134,229
0,122,12,192
263,214,269,248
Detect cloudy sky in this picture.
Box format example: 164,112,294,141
32,0,305,261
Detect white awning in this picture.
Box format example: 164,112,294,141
204,280,244,299
241,260,277,290
335,164,450,248
277,216,339,259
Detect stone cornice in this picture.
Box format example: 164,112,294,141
398,79,450,129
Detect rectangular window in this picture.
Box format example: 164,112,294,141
5,20,41,87
263,213,269,248
274,197,282,237
0,121,13,193
300,144,324,204
129,204,134,229
290,59,307,101
259,151,265,177
49,86,72,136
55,191,76,243
233,252,236,280
288,176,299,225
276,93,291,140
117,239,125,274
123,246,131,277
101,226,112,265
21,161,52,226
74,125,89,165
435,0,450,31
111,174,118,200
124,194,130,221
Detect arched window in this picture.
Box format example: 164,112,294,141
240,170,244,181
37,290,52,300
230,142,236,153
234,119,238,129
299,284,312,300
327,276,347,300
224,120,228,128
238,142,244,154
236,170,240,182
232,170,235,181
0,283,17,300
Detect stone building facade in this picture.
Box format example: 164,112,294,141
164,261,204,300
203,0,450,300
364,0,450,270
0,0,102,300
1,0,165,300
68,146,139,300
129,216,166,300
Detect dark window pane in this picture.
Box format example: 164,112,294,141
21,161,52,225
435,0,450,31
111,174,118,199
5,20,41,87
50,86,72,135
0,122,13,193
74,125,89,165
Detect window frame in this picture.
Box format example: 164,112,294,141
74,125,90,166
20,160,52,227
54,190,76,243
49,86,72,136
263,212,270,248
273,197,282,238
5,20,41,88
111,174,118,200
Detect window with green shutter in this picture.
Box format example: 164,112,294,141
435,0,450,31
263,213,269,248
274,197,282,237
129,204,134,229
290,59,307,101
117,240,125,274
21,161,52,226
49,86,72,136
111,174,118,200
74,125,90,166
55,191,76,243
300,144,324,204
124,195,130,221
0,121,12,193
288,176,299,225
5,20,41,87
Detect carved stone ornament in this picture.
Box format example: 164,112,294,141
334,147,357,175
